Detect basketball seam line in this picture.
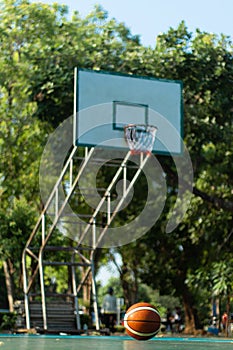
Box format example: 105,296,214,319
124,321,160,337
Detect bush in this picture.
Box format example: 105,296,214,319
114,325,125,333
0,312,17,330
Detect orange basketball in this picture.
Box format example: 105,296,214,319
124,302,161,341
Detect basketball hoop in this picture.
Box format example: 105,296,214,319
124,124,157,155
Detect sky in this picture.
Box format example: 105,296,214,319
96,260,119,287
32,0,233,47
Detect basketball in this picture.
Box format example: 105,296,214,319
124,302,161,341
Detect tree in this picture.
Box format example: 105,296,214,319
97,23,233,333
129,24,233,333
0,0,56,307
0,0,143,309
0,198,36,310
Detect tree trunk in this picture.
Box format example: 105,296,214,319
3,260,14,312
182,288,196,334
82,269,92,314
120,263,138,308
226,293,230,337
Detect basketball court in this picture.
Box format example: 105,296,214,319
0,335,233,350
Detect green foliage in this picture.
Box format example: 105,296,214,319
43,266,69,294
185,258,233,325
0,0,142,128
0,197,37,299
0,197,36,261
212,261,233,296
0,312,17,330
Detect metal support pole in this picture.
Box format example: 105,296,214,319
95,152,150,248
123,164,127,195
92,218,96,248
71,254,81,330
76,151,131,247
42,214,45,244
69,158,73,193
85,147,88,159
91,260,100,331
24,145,77,250
22,251,30,329
39,251,47,330
140,152,143,166
55,187,58,218
107,193,111,225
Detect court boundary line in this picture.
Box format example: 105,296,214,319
0,334,232,343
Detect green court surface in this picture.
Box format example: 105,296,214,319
0,335,233,350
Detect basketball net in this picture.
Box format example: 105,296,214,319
124,124,157,155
